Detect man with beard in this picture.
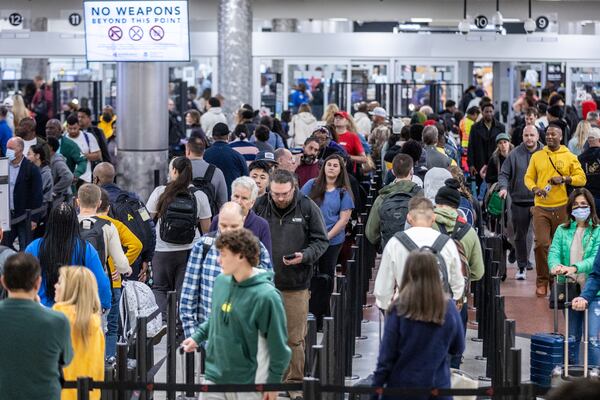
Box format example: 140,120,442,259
296,137,321,187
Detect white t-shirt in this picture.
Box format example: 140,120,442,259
69,131,100,182
23,138,37,156
146,185,212,252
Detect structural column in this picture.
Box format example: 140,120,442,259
271,19,298,75
21,17,49,80
116,63,169,201
218,0,253,124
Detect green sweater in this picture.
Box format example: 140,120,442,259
548,223,600,294
191,269,291,384
433,207,485,282
0,299,73,400
59,135,87,179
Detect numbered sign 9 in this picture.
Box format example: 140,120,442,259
536,16,549,31
474,15,488,29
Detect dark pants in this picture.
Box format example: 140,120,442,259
151,250,190,319
0,220,30,251
511,202,534,271
450,304,468,369
311,243,342,327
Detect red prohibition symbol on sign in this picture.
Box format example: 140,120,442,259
149,25,165,41
108,26,123,41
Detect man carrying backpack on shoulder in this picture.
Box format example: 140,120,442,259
93,162,156,282
432,178,484,369
374,196,464,312
366,153,423,250
186,136,228,214
77,184,132,361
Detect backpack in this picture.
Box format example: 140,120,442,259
438,219,472,302
79,216,109,271
119,280,162,342
459,196,475,227
109,191,154,257
159,188,198,245
394,231,452,295
378,185,421,249
191,165,218,216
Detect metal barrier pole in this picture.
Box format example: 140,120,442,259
303,377,320,400
136,316,148,400
24,209,32,247
322,317,335,400
510,348,522,400
116,342,128,400
305,315,317,376
166,291,177,400
183,351,195,397
331,291,345,390
504,320,516,386
312,344,324,379
77,377,91,400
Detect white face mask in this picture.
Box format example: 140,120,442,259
5,148,16,161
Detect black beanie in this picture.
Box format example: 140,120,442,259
435,178,462,209
547,105,564,119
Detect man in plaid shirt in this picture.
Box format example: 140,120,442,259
180,202,273,337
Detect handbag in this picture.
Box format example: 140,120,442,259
549,277,581,310
487,190,505,217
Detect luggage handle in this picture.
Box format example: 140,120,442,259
564,300,589,379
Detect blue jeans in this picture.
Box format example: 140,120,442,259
450,304,468,369
567,297,600,366
105,287,122,359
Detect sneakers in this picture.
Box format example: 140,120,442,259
515,269,526,280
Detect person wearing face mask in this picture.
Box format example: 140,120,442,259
296,137,321,188
525,123,587,297
1,137,43,250
97,105,116,142
548,188,600,365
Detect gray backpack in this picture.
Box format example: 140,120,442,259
119,280,162,341
378,185,421,249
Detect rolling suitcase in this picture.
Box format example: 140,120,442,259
530,281,577,387
551,305,600,386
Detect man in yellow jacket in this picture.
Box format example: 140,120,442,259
524,123,586,297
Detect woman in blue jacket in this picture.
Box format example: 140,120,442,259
25,202,111,310
372,250,464,400
549,188,600,365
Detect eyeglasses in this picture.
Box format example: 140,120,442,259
270,188,294,199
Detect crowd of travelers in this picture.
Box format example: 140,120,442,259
1,79,600,400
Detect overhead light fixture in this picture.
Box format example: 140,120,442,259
458,0,470,35
410,18,433,23
524,0,536,34
329,18,348,22
502,18,520,23
399,24,421,31
492,0,503,33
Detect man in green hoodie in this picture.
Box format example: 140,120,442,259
181,228,291,400
366,153,423,249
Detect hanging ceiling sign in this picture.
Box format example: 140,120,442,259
83,0,190,62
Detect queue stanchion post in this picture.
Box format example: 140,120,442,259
166,291,177,400
350,243,363,340
322,316,335,400
311,344,324,379
345,259,358,360
116,343,128,400
136,316,148,400
302,377,320,400
509,348,522,400
504,319,516,387
24,209,32,248
305,315,317,376
77,377,91,400
331,290,345,390
184,351,196,398
493,292,505,387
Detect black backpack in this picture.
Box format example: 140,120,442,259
191,164,218,216
160,188,198,245
394,231,452,295
80,217,110,274
378,185,421,249
109,191,155,258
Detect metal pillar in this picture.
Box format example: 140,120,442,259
116,62,169,201
21,18,49,79
271,19,298,76
218,0,253,123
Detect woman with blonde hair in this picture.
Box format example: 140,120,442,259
12,93,30,128
568,120,591,156
53,267,104,400
321,103,339,126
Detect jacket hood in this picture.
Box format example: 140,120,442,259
543,145,570,155
297,112,317,124
434,207,459,229
516,141,543,154
354,112,369,121
208,107,223,115
378,179,419,196
234,268,274,287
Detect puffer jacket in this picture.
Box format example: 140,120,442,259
290,112,318,148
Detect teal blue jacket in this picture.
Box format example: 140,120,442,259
548,223,600,289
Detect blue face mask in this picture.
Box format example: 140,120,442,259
5,148,15,161
572,207,591,221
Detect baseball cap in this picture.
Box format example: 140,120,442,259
369,107,388,119
255,151,278,164
334,111,350,120
588,127,600,140
495,133,511,143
